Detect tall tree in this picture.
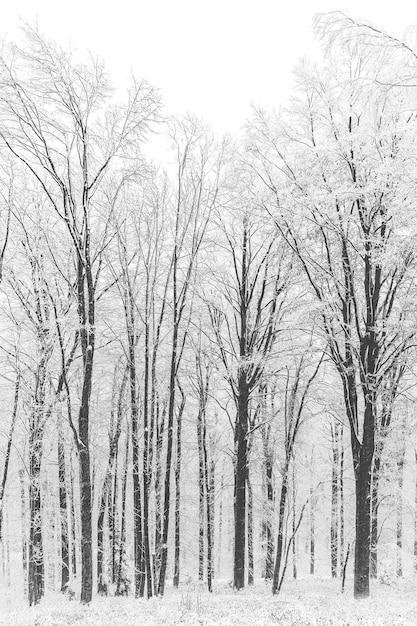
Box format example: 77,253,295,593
250,40,417,597
208,191,290,589
0,26,160,603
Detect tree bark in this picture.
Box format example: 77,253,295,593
247,476,254,586
331,421,339,578
233,376,249,590
58,413,69,593
173,387,185,588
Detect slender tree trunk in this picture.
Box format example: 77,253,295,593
208,453,215,590
396,444,405,578
116,426,130,596
143,331,153,599
233,376,249,590
197,401,205,581
19,468,28,599
264,446,274,580
339,428,344,578
217,470,224,577
247,476,254,586
58,412,69,592
272,456,290,594
128,326,144,597
414,452,417,573
110,449,118,585
70,461,77,579
173,388,185,588
292,461,297,580
331,422,339,578
310,481,315,576
97,472,111,595
158,317,179,596
28,434,44,606
153,402,166,586
0,373,20,542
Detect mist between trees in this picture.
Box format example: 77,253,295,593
0,11,417,609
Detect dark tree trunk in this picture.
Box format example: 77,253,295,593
197,400,205,582
396,444,405,578
414,452,417,573
292,462,297,580
70,462,77,579
310,482,315,576
115,426,130,596
272,456,289,594
74,244,96,606
339,428,345,578
157,304,179,596
173,387,185,588
97,473,110,595
217,470,224,576
142,315,153,598
233,377,249,590
0,373,20,542
153,401,166,586
353,445,373,599
247,476,254,586
58,415,69,592
370,454,380,579
28,436,44,606
331,422,339,578
207,453,215,591
116,426,130,597
19,468,28,599
263,437,274,580
109,450,118,585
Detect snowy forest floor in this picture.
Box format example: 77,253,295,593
1,578,417,625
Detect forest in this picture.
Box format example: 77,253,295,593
0,11,417,625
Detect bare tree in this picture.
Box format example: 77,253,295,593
0,25,160,603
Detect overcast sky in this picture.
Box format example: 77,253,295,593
2,1,417,133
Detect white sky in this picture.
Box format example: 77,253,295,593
2,1,417,133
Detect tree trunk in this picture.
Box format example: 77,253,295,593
157,319,179,596
217,470,224,577
233,376,249,590
339,428,345,578
292,462,297,580
70,460,77,579
264,443,274,580
19,468,28,599
142,317,153,598
414,452,417,573
58,414,69,592
197,398,205,581
353,451,373,599
116,426,130,597
396,444,405,578
331,422,339,578
310,482,315,576
272,457,289,594
247,476,254,586
370,454,380,579
173,388,185,588
208,453,215,591
28,436,44,606
153,401,166,586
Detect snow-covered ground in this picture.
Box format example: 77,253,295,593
1,578,417,625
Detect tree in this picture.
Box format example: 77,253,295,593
208,184,290,589
249,37,417,597
0,25,160,603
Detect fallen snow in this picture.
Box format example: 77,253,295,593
1,578,417,625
